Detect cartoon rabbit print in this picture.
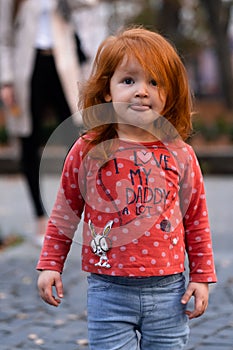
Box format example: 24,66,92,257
89,220,113,268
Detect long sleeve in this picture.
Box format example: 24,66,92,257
37,138,86,272
179,145,217,283
0,0,14,84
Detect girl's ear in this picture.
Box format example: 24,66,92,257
104,93,112,102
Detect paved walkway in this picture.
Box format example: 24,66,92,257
0,175,233,350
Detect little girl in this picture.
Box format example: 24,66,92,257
37,27,217,349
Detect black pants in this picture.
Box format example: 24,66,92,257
20,49,72,217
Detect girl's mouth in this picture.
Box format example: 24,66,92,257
130,103,151,111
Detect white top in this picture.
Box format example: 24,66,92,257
34,0,56,49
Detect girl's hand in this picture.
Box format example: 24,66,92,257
37,270,64,307
181,282,209,319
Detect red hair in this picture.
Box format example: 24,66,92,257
78,26,193,147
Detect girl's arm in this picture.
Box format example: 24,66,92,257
36,138,86,273
179,145,217,284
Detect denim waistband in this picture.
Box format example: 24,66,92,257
90,273,183,287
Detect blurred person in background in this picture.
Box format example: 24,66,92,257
0,0,94,245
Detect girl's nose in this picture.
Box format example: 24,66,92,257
135,83,149,97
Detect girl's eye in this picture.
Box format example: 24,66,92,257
151,79,158,86
123,78,134,85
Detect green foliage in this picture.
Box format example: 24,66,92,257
193,116,233,141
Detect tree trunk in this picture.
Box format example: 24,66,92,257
201,0,233,109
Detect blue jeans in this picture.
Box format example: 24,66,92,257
87,273,189,350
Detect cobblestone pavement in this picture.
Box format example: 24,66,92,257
1,175,233,350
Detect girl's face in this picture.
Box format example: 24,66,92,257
105,55,166,141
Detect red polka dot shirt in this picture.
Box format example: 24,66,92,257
37,136,217,283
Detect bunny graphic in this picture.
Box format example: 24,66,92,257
89,220,113,269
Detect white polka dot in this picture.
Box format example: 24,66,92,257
151,259,156,265
194,220,199,226
71,184,76,189
118,264,124,269
54,244,59,250
161,252,166,257
153,241,159,247
159,270,164,275
106,171,112,176
70,155,74,160
139,266,145,272
120,246,126,251
116,181,122,187
142,249,148,255
50,261,56,266
130,256,136,262
122,228,128,234
134,220,140,226
74,168,79,173
105,207,110,213
64,215,69,220
65,172,69,177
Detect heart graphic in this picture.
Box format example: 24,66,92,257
137,151,152,164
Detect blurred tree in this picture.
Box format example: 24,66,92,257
201,0,233,109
